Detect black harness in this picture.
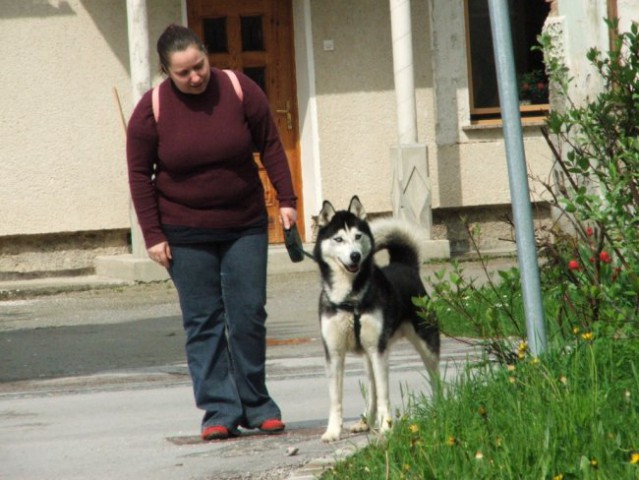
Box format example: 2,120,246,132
328,284,373,351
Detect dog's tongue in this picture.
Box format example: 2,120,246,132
346,264,359,273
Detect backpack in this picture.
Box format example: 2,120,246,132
151,69,243,122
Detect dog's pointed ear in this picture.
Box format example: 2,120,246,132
348,196,366,220
318,200,336,227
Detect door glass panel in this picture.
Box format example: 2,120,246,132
244,67,266,93
241,16,264,51
203,17,228,53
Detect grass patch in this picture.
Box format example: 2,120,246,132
320,337,639,479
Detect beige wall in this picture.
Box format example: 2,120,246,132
310,0,554,216
7,0,626,245
618,0,639,31
0,0,181,237
555,0,639,104
309,0,403,212
309,0,437,213
428,0,553,209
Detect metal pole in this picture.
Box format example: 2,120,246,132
487,0,547,355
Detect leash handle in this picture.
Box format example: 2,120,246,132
283,225,315,263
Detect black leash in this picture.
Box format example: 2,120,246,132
295,245,316,261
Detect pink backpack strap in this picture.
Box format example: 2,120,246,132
152,84,160,122
152,70,243,123
223,69,244,102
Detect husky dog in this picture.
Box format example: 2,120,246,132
314,196,440,442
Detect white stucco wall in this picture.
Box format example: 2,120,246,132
0,0,181,237
309,0,435,213
310,0,554,215
6,0,631,245
617,0,639,31
555,0,609,104
428,0,554,209
553,0,639,104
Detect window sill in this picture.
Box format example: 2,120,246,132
464,117,547,130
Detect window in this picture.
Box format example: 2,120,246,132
464,0,550,123
203,17,228,53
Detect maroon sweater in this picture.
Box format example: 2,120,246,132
126,68,297,248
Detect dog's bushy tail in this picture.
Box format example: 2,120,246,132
370,217,425,270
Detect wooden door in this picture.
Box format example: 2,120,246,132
187,0,304,244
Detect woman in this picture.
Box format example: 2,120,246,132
126,24,297,441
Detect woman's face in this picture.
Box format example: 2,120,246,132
167,45,210,95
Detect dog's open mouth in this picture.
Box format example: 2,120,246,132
341,261,360,274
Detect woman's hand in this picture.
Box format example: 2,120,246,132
280,207,298,230
147,241,172,268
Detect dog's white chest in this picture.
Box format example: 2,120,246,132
321,310,383,352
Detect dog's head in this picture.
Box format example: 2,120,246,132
314,195,373,275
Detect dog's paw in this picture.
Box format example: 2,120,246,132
349,419,370,433
321,428,342,443
379,416,393,432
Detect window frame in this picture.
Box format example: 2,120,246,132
463,0,550,125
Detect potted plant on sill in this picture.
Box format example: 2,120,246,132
519,69,549,105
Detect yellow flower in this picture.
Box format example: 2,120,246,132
630,452,639,464
517,341,528,359
409,424,419,434
552,475,564,480
559,375,568,385
507,364,516,372
446,436,456,446
590,458,598,469
508,376,516,383
474,451,484,460
573,326,580,335
582,332,594,341
530,357,540,365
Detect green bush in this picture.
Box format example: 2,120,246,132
537,19,639,338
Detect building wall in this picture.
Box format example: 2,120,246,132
310,0,554,217
555,0,639,105
427,0,553,210
8,0,627,275
0,1,181,239
554,0,609,103
309,0,433,213
617,0,639,31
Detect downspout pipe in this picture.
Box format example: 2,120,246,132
126,0,151,257
389,0,418,145
488,0,547,356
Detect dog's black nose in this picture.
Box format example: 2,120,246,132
350,252,361,263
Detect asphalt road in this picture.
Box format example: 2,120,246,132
0,271,322,384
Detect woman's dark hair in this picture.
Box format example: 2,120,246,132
156,24,207,73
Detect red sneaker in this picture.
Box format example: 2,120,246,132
259,419,285,434
201,425,230,441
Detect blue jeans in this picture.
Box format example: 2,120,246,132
167,233,281,430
